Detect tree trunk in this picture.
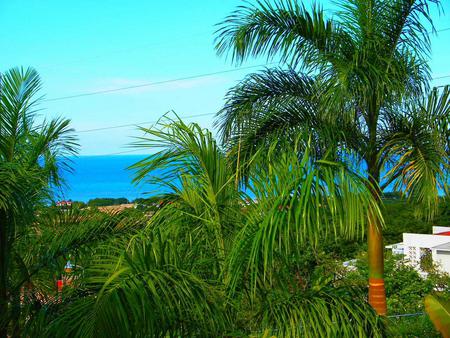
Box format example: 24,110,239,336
0,209,9,338
365,94,387,316
367,158,387,315
367,208,387,315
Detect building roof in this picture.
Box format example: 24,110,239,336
385,242,404,249
432,242,450,251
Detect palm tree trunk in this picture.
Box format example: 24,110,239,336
367,159,387,315
367,210,387,315
0,209,9,338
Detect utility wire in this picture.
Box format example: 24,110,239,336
40,30,211,71
75,80,449,134
43,25,450,103
40,26,449,71
433,74,450,80
44,63,276,102
43,66,450,103
100,149,144,156
77,112,214,133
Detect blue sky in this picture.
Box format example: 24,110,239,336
1,0,449,155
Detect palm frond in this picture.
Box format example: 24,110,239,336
259,283,384,337
381,86,449,218
31,232,228,338
216,68,318,143
130,114,242,276
226,139,382,295
215,0,349,69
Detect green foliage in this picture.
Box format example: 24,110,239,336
387,315,440,338
425,293,450,338
226,138,381,296
382,198,450,245
335,253,450,337
5,112,443,336
130,114,243,277
214,0,447,190
382,200,433,244
87,197,129,207
32,232,227,338
214,1,448,317
0,67,78,336
135,117,385,336
343,252,450,315
71,201,87,209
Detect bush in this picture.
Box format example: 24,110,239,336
87,197,129,207
388,315,440,337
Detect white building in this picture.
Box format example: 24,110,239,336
386,226,450,275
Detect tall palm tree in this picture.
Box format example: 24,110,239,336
215,0,449,315
0,67,78,337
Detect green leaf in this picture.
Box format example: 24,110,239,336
425,294,450,338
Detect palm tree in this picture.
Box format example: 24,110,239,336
130,114,242,279
0,67,78,337
26,115,386,336
128,115,385,336
214,0,449,315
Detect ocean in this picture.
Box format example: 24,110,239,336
59,155,150,202
58,154,444,203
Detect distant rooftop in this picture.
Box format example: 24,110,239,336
432,242,450,251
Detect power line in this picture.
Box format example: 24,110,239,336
433,74,450,80
40,30,211,71
39,26,449,71
42,67,450,104
100,149,144,156
74,81,449,134
77,112,214,133
78,79,448,155
42,26,450,103
429,27,450,35
44,63,276,102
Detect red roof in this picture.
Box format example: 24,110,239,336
437,231,450,236
56,200,72,206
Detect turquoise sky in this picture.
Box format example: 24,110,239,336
1,0,449,155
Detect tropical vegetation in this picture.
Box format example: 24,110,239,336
0,0,449,336
0,67,77,337
1,110,388,336
214,0,450,315
87,197,130,207
425,293,450,338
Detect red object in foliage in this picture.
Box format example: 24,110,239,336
57,279,63,292
56,200,72,207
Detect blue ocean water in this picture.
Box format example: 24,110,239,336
58,155,151,202
57,155,445,203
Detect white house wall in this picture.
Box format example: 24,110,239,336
433,250,450,273
402,233,450,271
